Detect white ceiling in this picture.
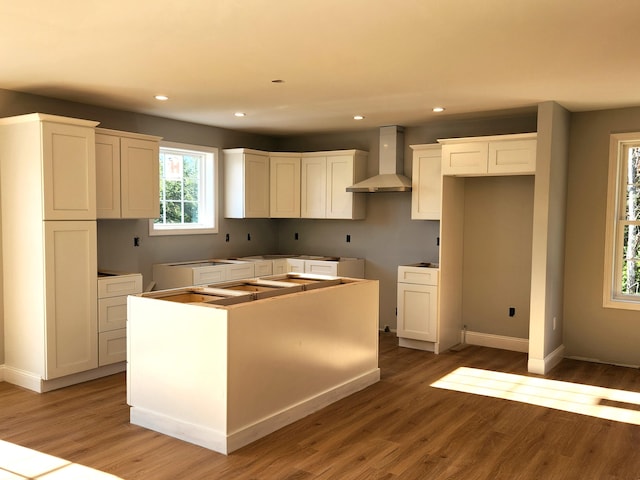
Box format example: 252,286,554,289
3,0,640,135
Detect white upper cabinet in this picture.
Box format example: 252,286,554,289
96,129,161,219
301,155,328,218
42,120,97,220
0,115,100,220
488,137,537,174
270,153,301,218
440,133,537,176
224,148,270,218
410,144,442,220
301,150,367,219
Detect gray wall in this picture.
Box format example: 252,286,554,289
462,176,534,338
564,106,640,366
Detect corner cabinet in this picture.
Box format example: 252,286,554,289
410,144,442,220
96,128,161,219
0,113,100,390
301,150,367,219
440,133,537,176
270,153,301,218
224,148,270,218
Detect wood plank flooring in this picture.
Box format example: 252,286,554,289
1,332,640,479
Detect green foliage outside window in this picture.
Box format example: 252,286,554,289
622,147,640,294
156,151,202,225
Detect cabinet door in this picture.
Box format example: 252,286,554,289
95,134,121,218
441,142,488,176
301,156,327,218
244,153,270,218
326,155,355,219
397,283,438,342
44,221,98,379
270,155,301,218
42,122,96,220
412,145,442,220
488,139,536,175
120,137,160,218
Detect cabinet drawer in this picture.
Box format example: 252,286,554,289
253,261,273,276
98,296,127,332
226,263,255,281
305,261,338,276
193,267,226,285
287,258,306,273
98,274,142,298
398,267,439,286
99,328,126,366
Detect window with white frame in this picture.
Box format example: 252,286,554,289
604,132,640,309
149,141,217,236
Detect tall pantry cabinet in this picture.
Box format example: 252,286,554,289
0,113,100,392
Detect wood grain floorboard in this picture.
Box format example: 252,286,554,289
1,332,640,479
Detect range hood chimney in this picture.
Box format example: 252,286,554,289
346,125,411,192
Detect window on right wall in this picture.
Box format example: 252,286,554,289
604,132,640,310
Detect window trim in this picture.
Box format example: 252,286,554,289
603,132,640,310
148,141,219,236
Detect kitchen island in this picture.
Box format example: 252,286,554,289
127,275,379,454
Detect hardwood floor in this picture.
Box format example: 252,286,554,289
1,332,640,479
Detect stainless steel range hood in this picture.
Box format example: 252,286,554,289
346,125,411,192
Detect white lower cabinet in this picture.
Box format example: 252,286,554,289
97,272,142,366
284,257,365,278
152,260,256,290
397,265,439,348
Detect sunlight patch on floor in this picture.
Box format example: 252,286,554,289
0,440,123,479
431,367,640,425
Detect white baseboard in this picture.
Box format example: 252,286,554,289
464,331,529,353
528,344,565,375
131,369,381,455
398,337,435,352
3,362,126,393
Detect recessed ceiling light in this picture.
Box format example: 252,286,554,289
433,107,445,113
154,95,169,101
353,115,365,120
234,112,246,117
